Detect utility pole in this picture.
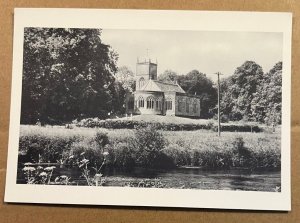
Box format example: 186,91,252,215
215,72,223,136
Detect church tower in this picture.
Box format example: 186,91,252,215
135,58,158,90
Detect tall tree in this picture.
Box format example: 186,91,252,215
251,62,282,125
220,61,264,121
21,28,119,124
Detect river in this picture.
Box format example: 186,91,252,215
17,166,280,192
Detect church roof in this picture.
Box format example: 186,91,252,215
138,79,186,93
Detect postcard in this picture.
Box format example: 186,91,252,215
4,8,292,210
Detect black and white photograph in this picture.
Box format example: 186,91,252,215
5,9,292,210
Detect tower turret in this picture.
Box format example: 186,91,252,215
135,57,157,90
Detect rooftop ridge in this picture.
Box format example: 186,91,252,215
153,80,179,86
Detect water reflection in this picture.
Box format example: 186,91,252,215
17,166,280,191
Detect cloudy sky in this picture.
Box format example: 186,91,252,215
101,29,282,81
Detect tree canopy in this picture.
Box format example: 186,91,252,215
158,69,178,84
177,70,217,118
115,66,135,93
219,61,282,125
21,28,119,124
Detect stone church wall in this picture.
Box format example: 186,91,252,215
175,94,201,117
164,92,176,116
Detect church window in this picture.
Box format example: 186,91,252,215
178,99,183,112
139,77,145,88
166,98,172,110
146,96,154,109
193,101,197,113
155,98,162,110
138,96,144,108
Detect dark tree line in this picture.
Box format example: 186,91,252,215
21,28,124,124
158,61,282,125
220,61,282,125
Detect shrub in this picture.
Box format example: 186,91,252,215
164,144,192,167
69,139,104,167
19,134,77,163
76,118,262,132
95,131,109,150
133,125,173,168
195,149,232,169
111,142,135,168
231,136,253,167
250,137,281,169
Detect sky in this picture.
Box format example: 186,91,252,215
101,29,283,81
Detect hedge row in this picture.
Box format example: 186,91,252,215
75,118,262,132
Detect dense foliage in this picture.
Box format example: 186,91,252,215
18,126,280,170
220,61,282,125
21,28,120,124
158,62,282,124
115,66,136,93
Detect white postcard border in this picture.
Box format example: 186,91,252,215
4,8,292,211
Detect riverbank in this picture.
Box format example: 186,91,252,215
19,125,280,170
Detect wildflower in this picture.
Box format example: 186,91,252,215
44,166,56,171
102,151,109,156
55,175,69,183
24,162,33,166
81,159,89,164
39,172,47,177
95,173,103,178
80,152,85,156
69,155,74,159
23,166,36,172
79,159,89,168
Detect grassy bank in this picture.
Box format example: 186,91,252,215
19,125,280,170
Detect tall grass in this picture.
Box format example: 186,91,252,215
19,125,280,170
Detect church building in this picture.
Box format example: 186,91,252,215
126,58,201,117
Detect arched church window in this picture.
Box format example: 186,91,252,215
146,96,155,109
166,98,172,110
139,77,145,88
138,96,144,108
178,99,183,112
155,98,162,110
